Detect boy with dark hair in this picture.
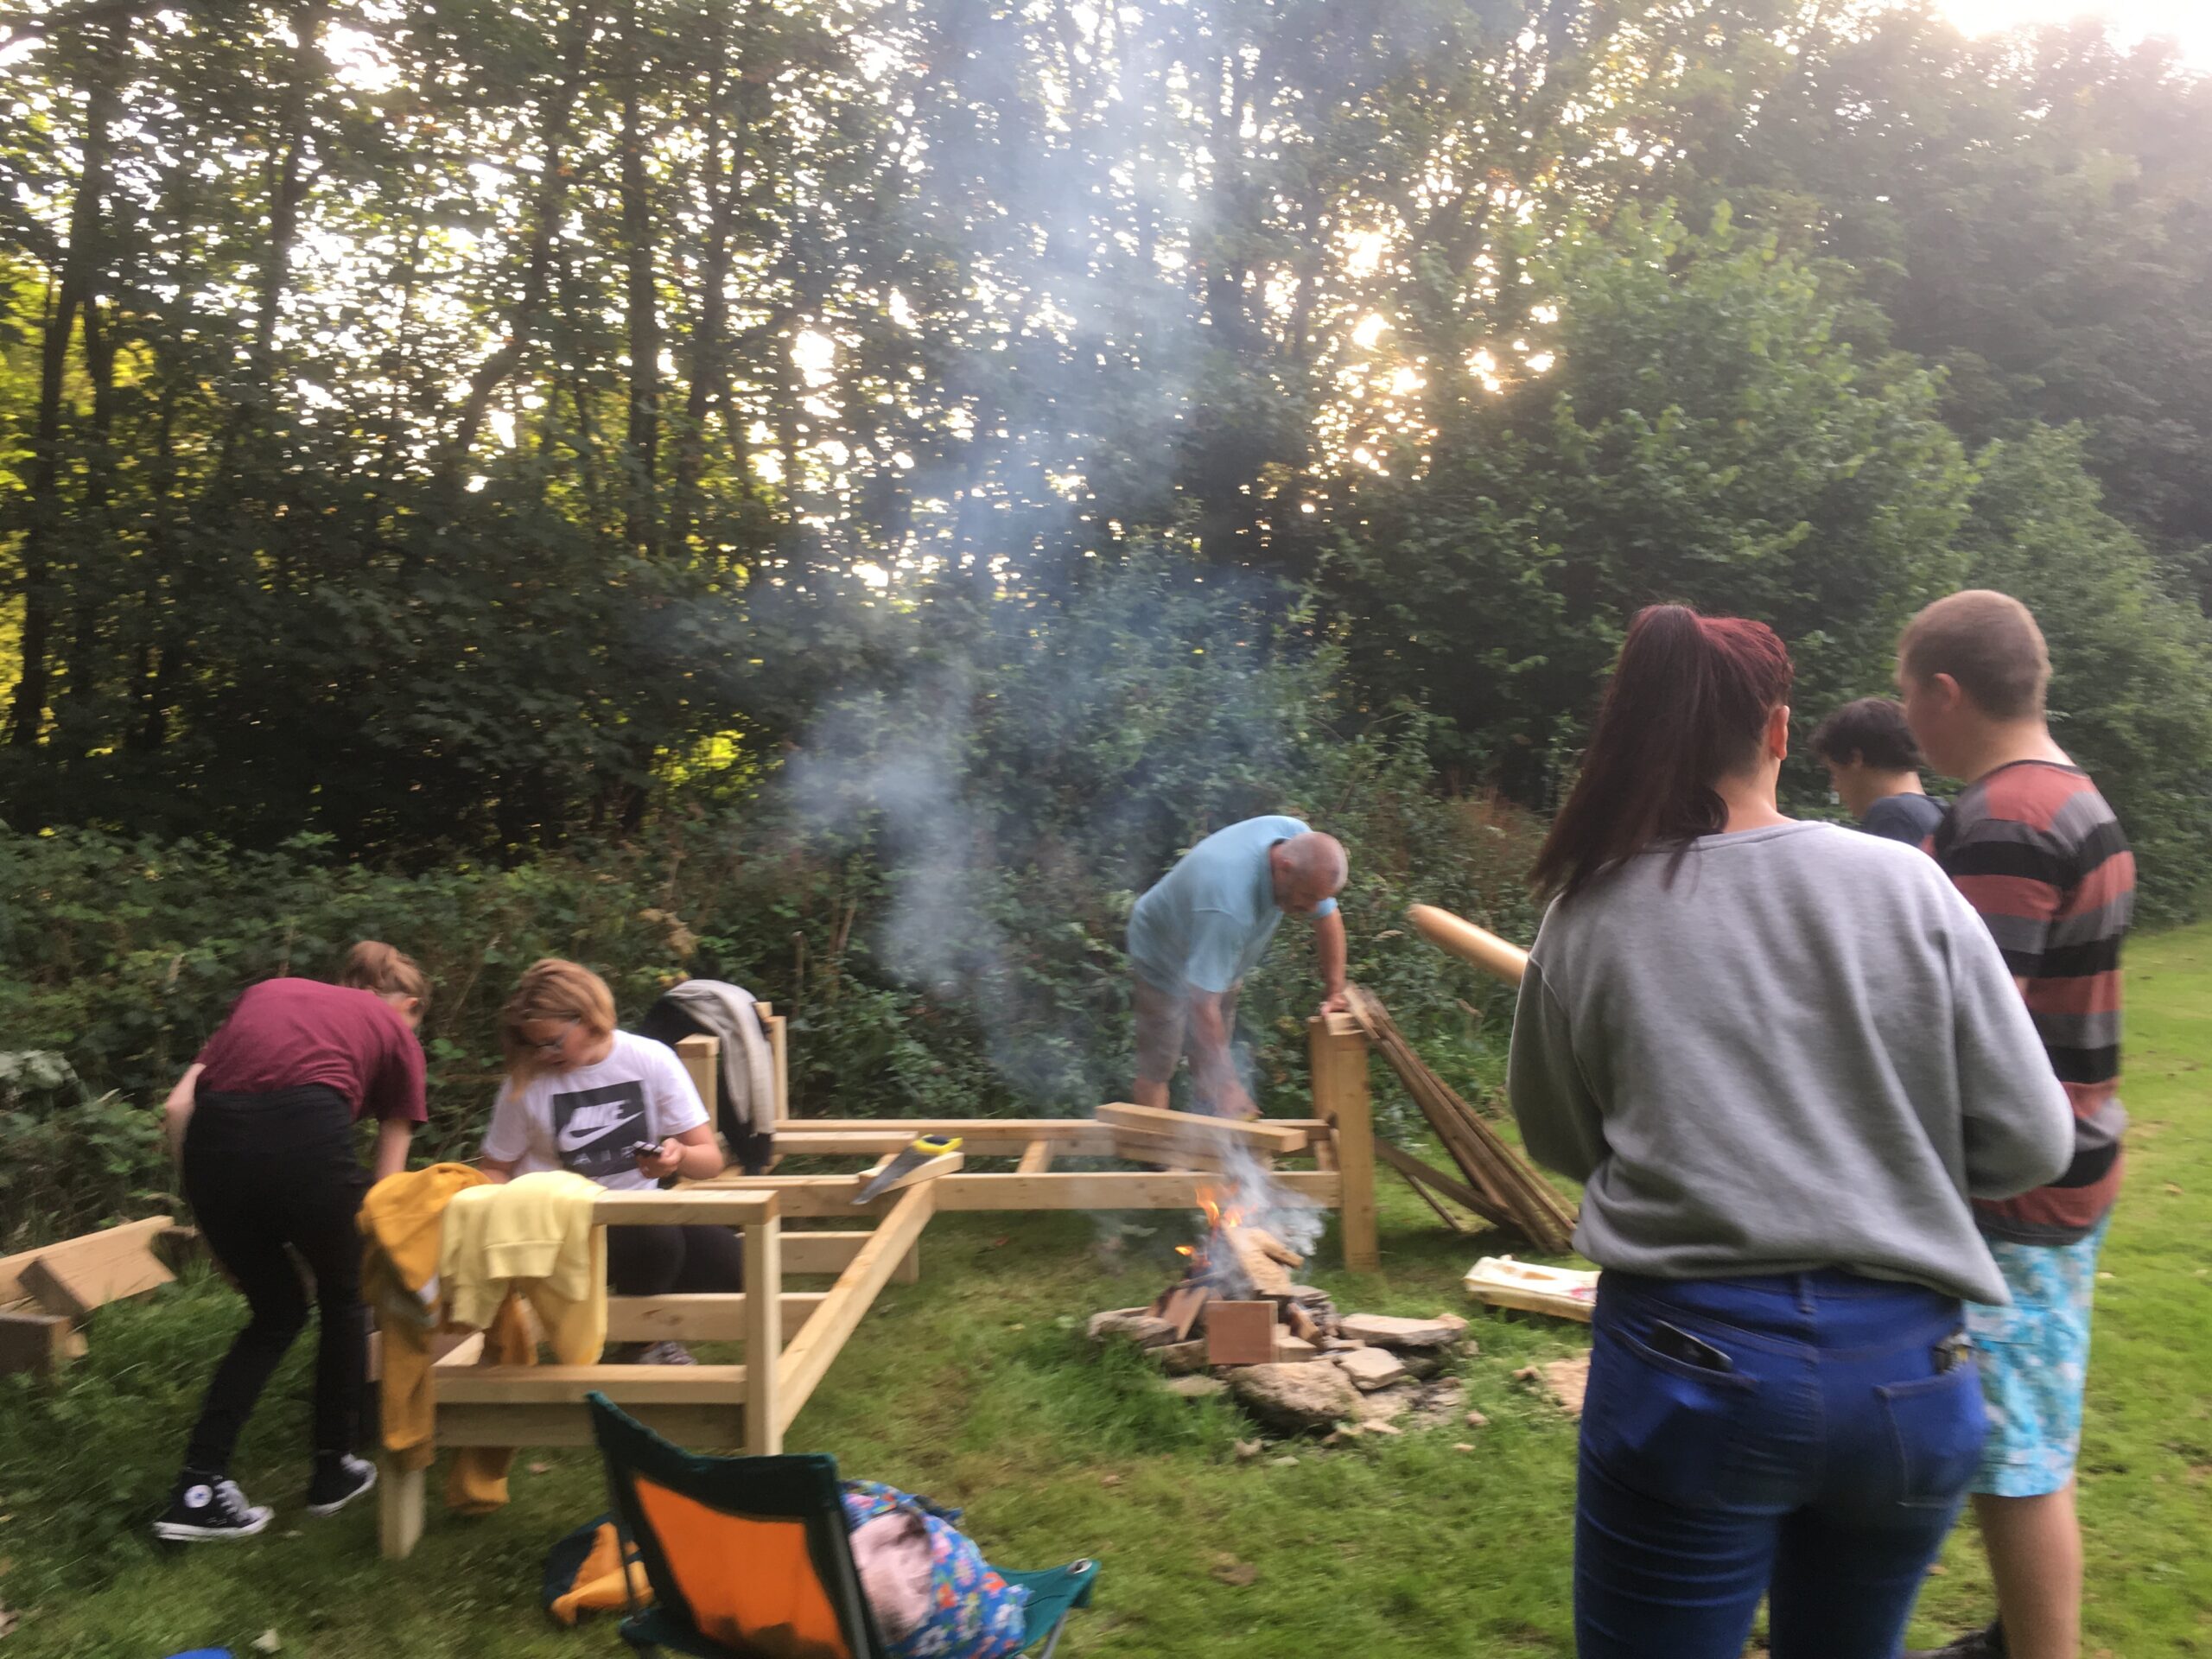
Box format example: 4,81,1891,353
1897,590,2135,1659
1809,696,1944,844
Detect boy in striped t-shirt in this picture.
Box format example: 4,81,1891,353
1898,590,2134,1659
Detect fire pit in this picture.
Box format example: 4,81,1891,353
1145,1189,1340,1365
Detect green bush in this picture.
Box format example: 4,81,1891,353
0,561,1540,1243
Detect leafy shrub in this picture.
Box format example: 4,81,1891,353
0,561,1539,1242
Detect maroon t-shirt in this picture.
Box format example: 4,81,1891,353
194,978,428,1123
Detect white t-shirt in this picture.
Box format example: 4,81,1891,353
479,1030,709,1192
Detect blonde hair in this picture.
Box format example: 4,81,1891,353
1899,589,2050,721
499,958,618,1082
337,940,429,1008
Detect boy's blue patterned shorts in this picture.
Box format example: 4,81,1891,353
1964,1216,2112,1497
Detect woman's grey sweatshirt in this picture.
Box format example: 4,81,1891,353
1508,821,2073,1306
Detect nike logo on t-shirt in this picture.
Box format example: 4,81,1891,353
550,1081,649,1179
556,1103,633,1152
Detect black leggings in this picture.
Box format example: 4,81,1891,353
605,1224,746,1296
180,1086,371,1474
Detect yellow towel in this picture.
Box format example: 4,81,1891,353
439,1172,607,1363
360,1165,499,1475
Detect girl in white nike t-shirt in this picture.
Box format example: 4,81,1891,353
477,960,742,1355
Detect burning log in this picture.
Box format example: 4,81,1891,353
1156,1283,1211,1342
1222,1223,1300,1300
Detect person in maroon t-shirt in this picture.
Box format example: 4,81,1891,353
152,942,430,1544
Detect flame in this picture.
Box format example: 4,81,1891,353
1175,1244,1194,1258
1195,1186,1247,1230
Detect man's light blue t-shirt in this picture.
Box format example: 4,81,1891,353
1127,815,1338,995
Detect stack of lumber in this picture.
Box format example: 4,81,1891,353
0,1216,181,1376
1344,984,1577,1255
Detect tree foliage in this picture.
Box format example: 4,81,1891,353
2,0,2210,1147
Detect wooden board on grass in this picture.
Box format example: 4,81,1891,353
1465,1255,1598,1324
19,1218,177,1319
0,1309,86,1376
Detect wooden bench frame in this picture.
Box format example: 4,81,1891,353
377,1007,1376,1556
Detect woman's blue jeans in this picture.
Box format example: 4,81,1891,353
1575,1268,1986,1659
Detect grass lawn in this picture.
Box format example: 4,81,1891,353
3,924,2207,1657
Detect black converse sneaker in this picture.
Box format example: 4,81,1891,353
303,1453,378,1516
153,1474,273,1541
1904,1620,2006,1658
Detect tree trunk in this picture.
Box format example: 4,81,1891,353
671,38,740,551
442,0,598,477
8,29,122,748
256,0,330,376
619,0,660,553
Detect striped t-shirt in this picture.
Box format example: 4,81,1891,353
1929,760,2133,1244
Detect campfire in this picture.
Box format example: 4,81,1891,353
1147,1189,1338,1365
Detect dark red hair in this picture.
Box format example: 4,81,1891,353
1531,605,1795,903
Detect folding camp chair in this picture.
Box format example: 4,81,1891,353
586,1392,1100,1659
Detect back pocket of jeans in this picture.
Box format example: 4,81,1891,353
1877,1363,1988,1509
1581,1319,1759,1508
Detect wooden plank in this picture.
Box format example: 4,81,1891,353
22,1230,175,1319
774,1118,1154,1141
676,1033,720,1119
1096,1103,1307,1154
771,1128,1122,1158
1106,1130,1225,1172
1464,1256,1598,1324
435,1363,747,1407
777,1183,936,1435
1015,1141,1054,1174
379,1459,425,1560
602,1292,826,1343
760,1007,788,1127
593,1188,779,1227
0,1217,173,1308
0,1309,83,1376
696,1170,1343,1217
1309,1015,1380,1271
1205,1301,1276,1366
437,1402,747,1449
1347,984,1577,1255
1374,1138,1512,1229
781,1231,870,1275
743,1217,782,1453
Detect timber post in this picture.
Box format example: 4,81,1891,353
1309,1012,1379,1271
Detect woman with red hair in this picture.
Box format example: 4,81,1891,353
1508,606,2073,1658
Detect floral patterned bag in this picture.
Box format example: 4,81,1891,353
839,1480,1030,1659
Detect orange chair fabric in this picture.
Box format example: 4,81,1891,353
632,1475,854,1659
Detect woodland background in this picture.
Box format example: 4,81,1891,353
4,0,2210,1241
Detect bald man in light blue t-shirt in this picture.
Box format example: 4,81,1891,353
1126,816,1349,1119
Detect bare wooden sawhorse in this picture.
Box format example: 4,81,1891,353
376,1007,1378,1556
378,1177,938,1557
